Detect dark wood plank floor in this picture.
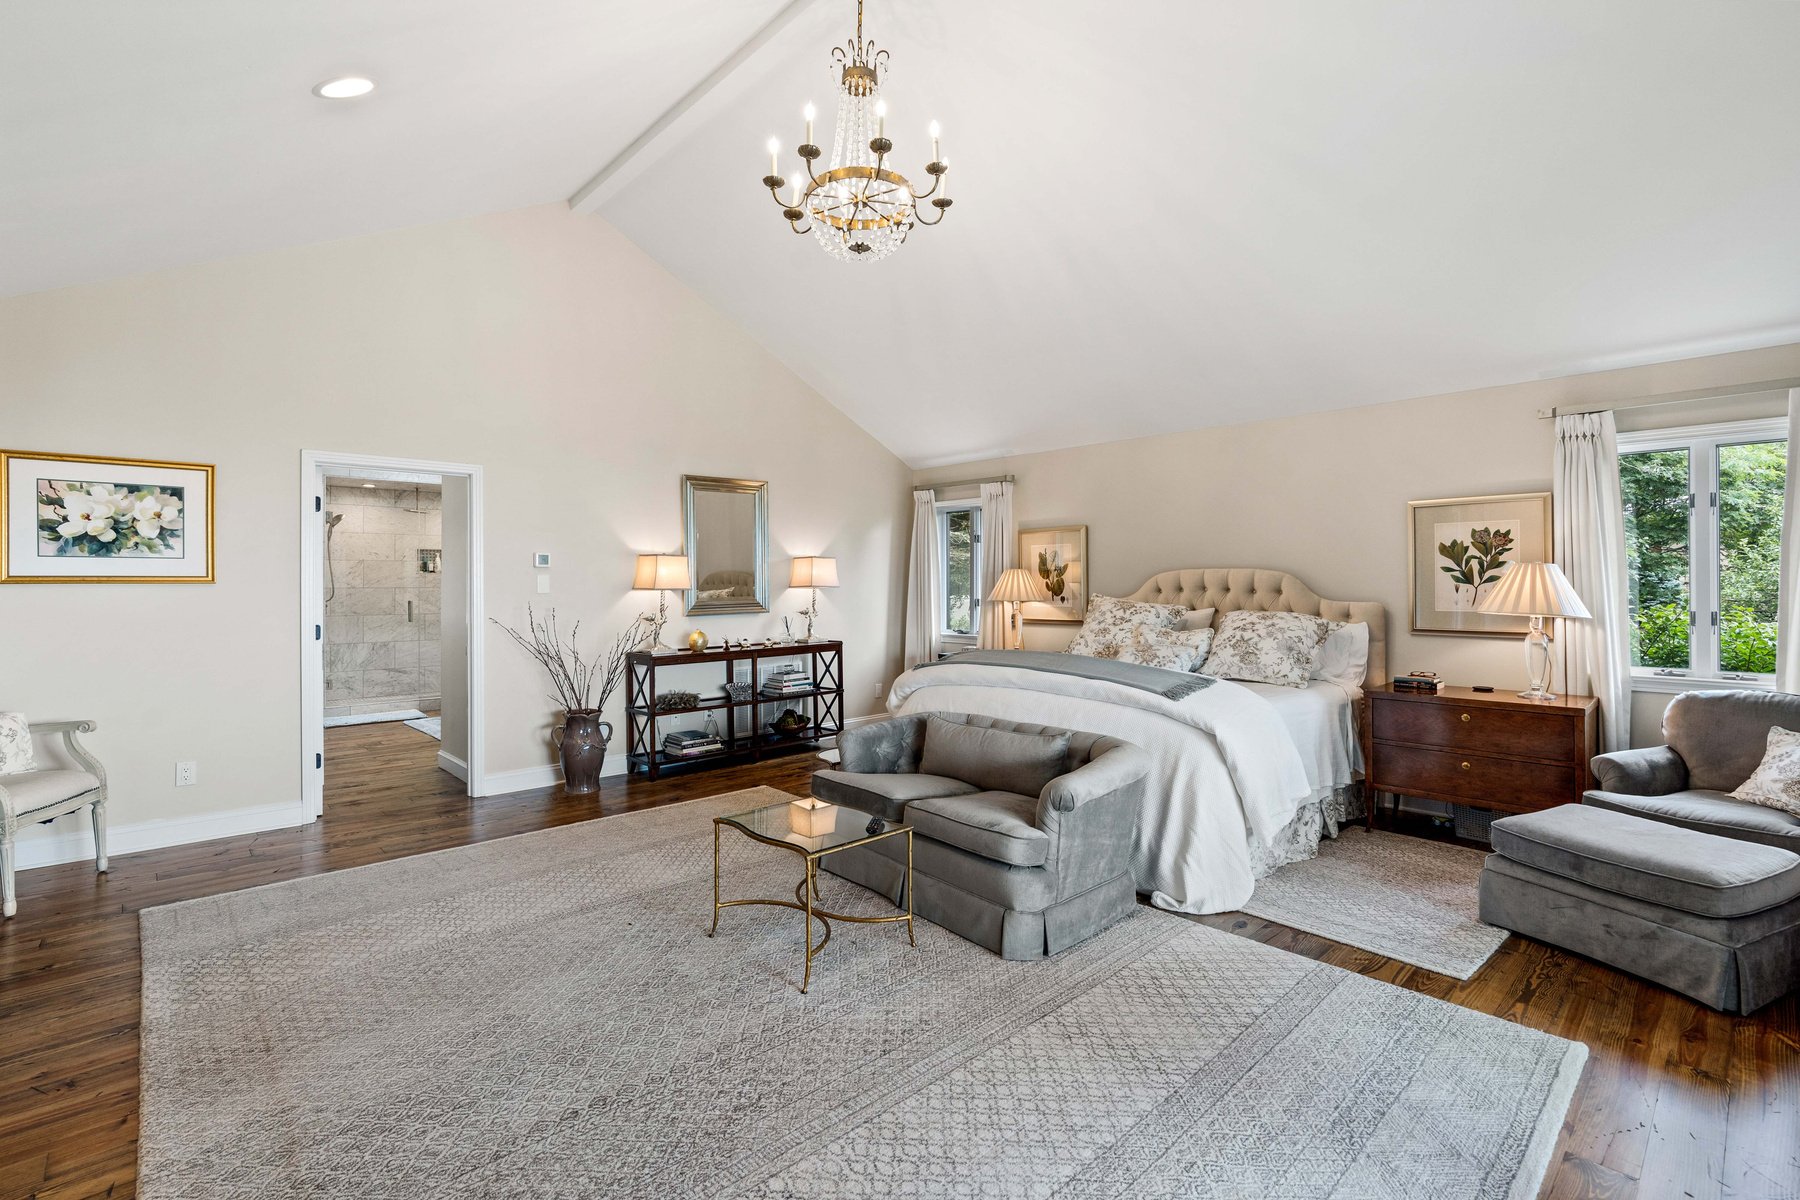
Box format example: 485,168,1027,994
2,721,1795,1199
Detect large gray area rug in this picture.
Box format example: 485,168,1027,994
1241,827,1509,979
140,787,1584,1199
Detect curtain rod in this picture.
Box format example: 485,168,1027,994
1539,377,1800,419
923,473,1016,492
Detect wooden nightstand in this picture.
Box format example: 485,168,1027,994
1361,684,1599,828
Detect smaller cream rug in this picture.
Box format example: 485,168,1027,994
1241,828,1508,979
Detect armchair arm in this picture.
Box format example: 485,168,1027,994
834,716,924,775
28,720,106,785
1038,744,1151,819
1590,744,1686,796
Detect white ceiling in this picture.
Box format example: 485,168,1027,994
6,2,1800,467
0,0,789,297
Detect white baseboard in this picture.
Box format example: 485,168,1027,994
844,712,890,728
15,800,304,872
478,754,625,798
437,750,469,782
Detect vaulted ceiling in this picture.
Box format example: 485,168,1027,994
7,2,1800,467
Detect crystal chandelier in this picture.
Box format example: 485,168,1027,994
760,0,952,262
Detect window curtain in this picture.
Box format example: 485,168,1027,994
1773,389,1800,692
904,488,942,666
976,481,1016,650
1554,411,1632,752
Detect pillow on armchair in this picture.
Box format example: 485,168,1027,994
918,715,1070,798
0,713,35,775
1731,726,1800,818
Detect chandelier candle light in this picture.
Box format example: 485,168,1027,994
761,0,953,261
1475,560,1592,701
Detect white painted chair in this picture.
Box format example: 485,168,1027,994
0,720,108,918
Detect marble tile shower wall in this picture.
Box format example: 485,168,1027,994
324,484,443,717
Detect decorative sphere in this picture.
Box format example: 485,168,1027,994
687,629,708,652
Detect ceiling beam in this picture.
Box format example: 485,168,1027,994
567,0,824,215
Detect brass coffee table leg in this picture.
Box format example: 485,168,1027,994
803,858,816,994
708,820,721,937
906,829,916,947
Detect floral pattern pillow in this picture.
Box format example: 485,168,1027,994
1732,726,1800,818
0,713,36,776
1115,626,1215,672
1067,595,1189,659
1199,611,1332,688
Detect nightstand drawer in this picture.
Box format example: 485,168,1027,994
1373,743,1575,811
1371,700,1576,762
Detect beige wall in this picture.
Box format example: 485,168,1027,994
915,343,1800,748
3,203,911,866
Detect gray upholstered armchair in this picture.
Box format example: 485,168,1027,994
813,712,1150,960
1585,690,1800,851
1,720,108,918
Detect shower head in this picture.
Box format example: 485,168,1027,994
325,512,344,528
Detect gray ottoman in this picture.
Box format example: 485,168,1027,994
1479,804,1800,1014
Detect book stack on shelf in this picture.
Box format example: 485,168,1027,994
663,728,724,759
1391,673,1445,694
761,670,815,697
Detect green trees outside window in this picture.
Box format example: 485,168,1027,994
1622,437,1786,676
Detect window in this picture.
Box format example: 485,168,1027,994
938,502,982,638
1619,418,1787,685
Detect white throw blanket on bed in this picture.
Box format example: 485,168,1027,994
888,659,1313,914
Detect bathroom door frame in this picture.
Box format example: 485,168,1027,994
299,450,486,822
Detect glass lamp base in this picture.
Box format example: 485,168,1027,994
1520,618,1554,701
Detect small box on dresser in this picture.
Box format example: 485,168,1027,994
1361,684,1599,827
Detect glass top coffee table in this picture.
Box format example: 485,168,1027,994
709,795,914,994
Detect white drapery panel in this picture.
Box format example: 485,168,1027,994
1554,411,1632,752
976,481,1016,650
1773,390,1800,692
904,489,942,666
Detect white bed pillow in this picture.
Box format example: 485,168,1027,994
1067,595,1189,659
1310,621,1370,691
1115,626,1215,672
1174,607,1216,632
0,712,36,776
1200,611,1332,688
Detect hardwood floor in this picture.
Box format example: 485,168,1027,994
2,721,1795,1199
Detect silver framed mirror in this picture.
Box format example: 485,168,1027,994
682,475,769,615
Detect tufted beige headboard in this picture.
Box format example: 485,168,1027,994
1125,568,1388,690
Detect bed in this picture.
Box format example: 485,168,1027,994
886,568,1386,914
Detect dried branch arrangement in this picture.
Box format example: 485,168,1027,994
491,606,641,713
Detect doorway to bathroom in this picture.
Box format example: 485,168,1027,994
299,452,485,823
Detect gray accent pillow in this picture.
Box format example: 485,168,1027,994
918,715,1071,798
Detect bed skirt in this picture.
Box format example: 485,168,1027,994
1247,781,1365,880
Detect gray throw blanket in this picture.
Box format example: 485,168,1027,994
914,650,1216,701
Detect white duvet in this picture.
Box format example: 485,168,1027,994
888,660,1316,914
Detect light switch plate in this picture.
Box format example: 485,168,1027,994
536,574,551,594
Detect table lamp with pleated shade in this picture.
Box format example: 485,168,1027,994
1475,561,1591,700
988,567,1051,650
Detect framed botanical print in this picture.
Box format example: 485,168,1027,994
1408,492,1550,636
1,450,215,583
1018,524,1087,623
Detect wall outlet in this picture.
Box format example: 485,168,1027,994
175,761,198,787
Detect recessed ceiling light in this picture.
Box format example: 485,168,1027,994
313,77,375,100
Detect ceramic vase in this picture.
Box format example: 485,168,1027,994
555,709,612,796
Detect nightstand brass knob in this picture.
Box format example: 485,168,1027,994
1460,761,1472,771
1460,713,1471,723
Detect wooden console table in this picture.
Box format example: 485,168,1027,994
624,640,844,779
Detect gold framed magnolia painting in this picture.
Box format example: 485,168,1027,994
1,450,215,583
1019,524,1087,623
1408,492,1550,636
